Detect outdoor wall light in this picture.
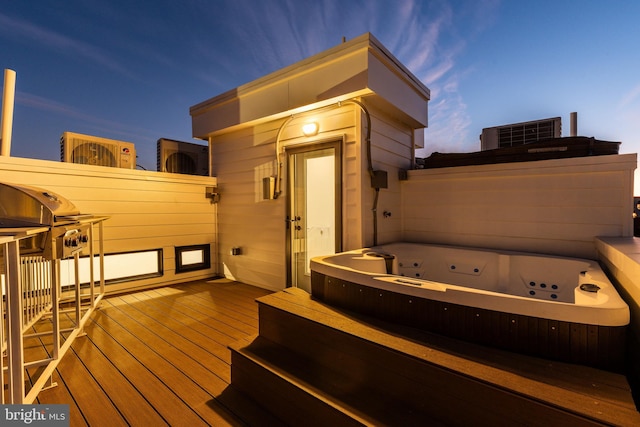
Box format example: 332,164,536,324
302,122,319,137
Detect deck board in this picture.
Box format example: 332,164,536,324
107,294,235,379
25,278,639,425
63,325,170,426
34,278,275,426
22,327,93,427
117,291,236,364
47,343,129,426
81,313,209,426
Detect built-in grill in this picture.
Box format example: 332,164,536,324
0,182,93,260
1,182,108,404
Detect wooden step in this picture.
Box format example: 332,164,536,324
230,335,442,426
246,288,640,427
230,336,367,427
214,381,289,427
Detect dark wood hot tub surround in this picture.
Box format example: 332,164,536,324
311,271,627,371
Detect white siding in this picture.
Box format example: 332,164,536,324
189,34,430,290
0,156,218,293
359,102,415,247
401,154,637,259
206,99,418,296
211,121,283,291
191,34,429,138
211,105,359,290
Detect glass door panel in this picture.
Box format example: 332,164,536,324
288,143,340,291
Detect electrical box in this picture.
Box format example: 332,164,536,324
371,170,388,189
205,186,219,203
263,176,276,200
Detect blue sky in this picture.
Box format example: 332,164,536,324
1,1,639,193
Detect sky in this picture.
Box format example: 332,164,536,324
1,0,639,194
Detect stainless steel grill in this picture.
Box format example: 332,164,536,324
0,182,93,260
0,181,107,404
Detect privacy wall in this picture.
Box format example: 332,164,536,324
402,154,637,259
0,156,218,293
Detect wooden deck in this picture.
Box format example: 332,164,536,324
31,278,282,426
234,288,640,426
17,278,640,426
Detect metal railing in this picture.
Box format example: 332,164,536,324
1,218,107,403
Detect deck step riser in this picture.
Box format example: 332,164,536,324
232,289,640,426
230,346,365,427
242,292,620,426
257,304,436,404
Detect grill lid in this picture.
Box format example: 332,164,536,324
0,182,80,227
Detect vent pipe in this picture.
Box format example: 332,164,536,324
570,111,578,137
1,69,16,156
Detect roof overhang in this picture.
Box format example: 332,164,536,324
190,33,430,139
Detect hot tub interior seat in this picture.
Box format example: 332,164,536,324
357,247,607,304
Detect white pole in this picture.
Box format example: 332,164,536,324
1,69,17,156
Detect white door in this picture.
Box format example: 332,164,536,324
287,142,341,292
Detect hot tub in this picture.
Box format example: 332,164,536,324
310,242,630,370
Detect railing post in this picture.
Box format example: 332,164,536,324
6,240,25,403
74,253,81,327
89,222,95,307
51,258,60,360
1,242,6,404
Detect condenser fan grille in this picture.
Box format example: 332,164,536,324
156,138,208,175
72,142,117,167
497,120,558,148
165,152,196,174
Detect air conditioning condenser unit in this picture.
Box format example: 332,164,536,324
60,132,136,169
157,138,208,176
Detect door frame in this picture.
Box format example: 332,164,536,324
285,138,343,288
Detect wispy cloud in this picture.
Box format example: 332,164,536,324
18,91,110,125
16,91,155,142
377,0,500,155
372,0,470,154
619,83,640,109
0,12,133,78
180,0,481,112
4,0,498,156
